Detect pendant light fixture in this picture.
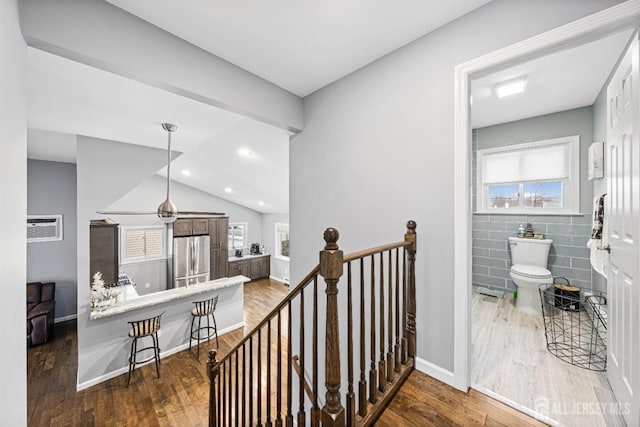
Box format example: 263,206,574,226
157,123,178,223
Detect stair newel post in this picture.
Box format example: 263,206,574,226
404,221,417,360
320,228,346,427
207,350,219,427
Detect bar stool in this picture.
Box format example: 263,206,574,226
189,296,219,358
127,312,163,386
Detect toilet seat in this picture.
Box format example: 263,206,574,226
511,264,552,280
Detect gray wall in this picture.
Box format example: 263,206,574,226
27,159,78,320
0,0,27,423
472,107,595,292
262,213,290,283
290,0,621,373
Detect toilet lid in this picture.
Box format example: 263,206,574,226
511,264,552,279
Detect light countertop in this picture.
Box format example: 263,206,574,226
228,253,270,262
90,275,250,320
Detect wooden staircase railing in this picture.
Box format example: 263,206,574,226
207,220,417,426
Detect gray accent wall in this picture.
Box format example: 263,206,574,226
291,0,620,373
0,0,27,423
472,107,595,293
27,159,78,320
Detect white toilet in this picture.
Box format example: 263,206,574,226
508,236,553,314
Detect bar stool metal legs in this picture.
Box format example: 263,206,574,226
127,312,163,386
189,296,219,358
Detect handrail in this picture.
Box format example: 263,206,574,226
210,264,319,367
208,220,417,427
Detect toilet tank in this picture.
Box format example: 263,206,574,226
508,237,553,267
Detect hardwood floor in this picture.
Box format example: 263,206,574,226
29,279,546,426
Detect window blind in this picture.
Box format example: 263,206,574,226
482,142,572,185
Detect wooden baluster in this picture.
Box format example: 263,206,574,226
401,247,408,364
405,220,417,360
378,252,386,393
297,289,306,426
222,362,227,427
217,360,221,426
346,262,355,425
225,356,233,426
235,351,239,427
320,227,345,426
266,320,272,427
387,250,394,383
250,336,254,426
286,302,293,427
257,329,263,427
369,254,377,404
358,259,367,417
207,350,219,427
394,248,401,373
276,311,283,427
311,276,319,426
242,343,246,427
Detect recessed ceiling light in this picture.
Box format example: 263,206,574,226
238,148,254,158
224,187,232,193
258,201,265,206
182,169,191,176
494,76,528,98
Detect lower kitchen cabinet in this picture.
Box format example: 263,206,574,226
228,255,270,281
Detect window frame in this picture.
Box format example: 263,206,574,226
275,223,290,261
228,222,248,250
476,135,581,215
120,225,167,265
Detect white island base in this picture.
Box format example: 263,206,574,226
78,276,249,391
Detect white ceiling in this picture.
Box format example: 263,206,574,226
26,2,634,215
106,0,494,97
471,29,633,128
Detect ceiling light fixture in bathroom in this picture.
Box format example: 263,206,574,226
494,76,528,98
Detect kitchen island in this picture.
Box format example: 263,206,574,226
78,275,248,390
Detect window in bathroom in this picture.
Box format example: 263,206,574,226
275,223,290,261
476,135,580,214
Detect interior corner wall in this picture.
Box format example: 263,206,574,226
0,0,27,423
290,0,623,374
261,213,290,283
27,159,78,320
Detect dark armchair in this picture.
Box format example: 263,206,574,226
27,282,56,346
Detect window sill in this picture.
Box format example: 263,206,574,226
474,211,585,216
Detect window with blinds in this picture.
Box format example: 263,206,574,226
121,226,166,263
476,135,580,214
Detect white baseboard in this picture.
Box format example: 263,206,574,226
76,322,244,391
269,275,289,285
55,314,77,323
415,357,456,388
471,384,560,427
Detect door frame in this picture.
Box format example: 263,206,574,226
453,0,640,392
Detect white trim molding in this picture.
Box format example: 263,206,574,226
415,357,456,387
453,0,640,392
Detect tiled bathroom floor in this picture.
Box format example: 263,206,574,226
471,288,626,427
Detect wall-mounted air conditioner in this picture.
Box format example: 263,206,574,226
27,215,63,243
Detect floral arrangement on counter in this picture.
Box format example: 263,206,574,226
91,271,114,308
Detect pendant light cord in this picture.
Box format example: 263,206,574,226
166,129,172,200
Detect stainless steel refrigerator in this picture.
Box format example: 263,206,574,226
173,235,210,287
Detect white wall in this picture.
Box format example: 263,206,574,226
262,213,290,282
290,0,622,374
27,159,78,320
19,0,302,132
0,0,27,423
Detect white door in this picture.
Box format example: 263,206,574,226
606,32,640,427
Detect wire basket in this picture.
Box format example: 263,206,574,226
539,280,607,371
